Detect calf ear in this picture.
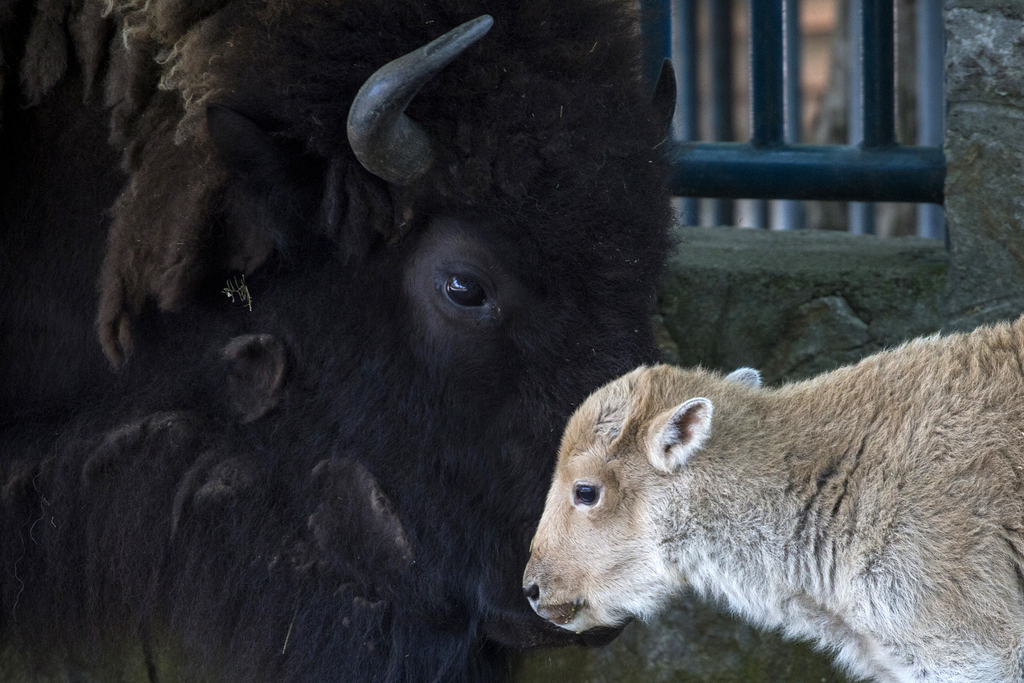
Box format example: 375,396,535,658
649,398,713,473
725,367,762,388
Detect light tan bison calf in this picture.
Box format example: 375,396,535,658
524,316,1024,683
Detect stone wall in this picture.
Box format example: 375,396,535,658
515,1,1024,680
944,0,1024,317
656,227,950,382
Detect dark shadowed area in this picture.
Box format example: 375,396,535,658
0,1,675,680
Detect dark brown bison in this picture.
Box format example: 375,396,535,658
0,0,674,680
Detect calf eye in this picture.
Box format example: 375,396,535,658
574,483,599,506
445,275,487,307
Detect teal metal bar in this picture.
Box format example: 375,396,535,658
641,0,673,88
749,0,783,227
916,0,945,240
668,141,945,203
640,0,946,217
775,0,804,230
672,0,700,225
861,0,895,148
848,0,875,234
708,0,735,225
750,0,785,147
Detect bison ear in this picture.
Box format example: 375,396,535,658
650,59,676,137
222,334,287,423
207,104,282,180
206,104,286,273
725,367,761,388
649,397,713,473
207,104,327,271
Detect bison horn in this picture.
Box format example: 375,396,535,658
346,15,494,186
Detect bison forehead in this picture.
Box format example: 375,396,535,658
94,0,669,328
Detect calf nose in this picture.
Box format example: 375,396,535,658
523,583,540,604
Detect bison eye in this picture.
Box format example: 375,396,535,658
445,275,487,307
574,483,599,506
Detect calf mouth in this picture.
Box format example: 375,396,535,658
535,600,585,628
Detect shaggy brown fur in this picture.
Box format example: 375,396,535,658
4,0,670,364
0,0,673,680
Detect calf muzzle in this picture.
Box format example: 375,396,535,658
523,581,583,627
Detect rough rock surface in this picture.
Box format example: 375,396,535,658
944,3,1024,276
658,226,952,384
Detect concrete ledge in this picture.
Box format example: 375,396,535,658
657,226,950,383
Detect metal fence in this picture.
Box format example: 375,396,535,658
641,0,946,238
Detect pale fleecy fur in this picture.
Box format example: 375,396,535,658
525,315,1024,683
